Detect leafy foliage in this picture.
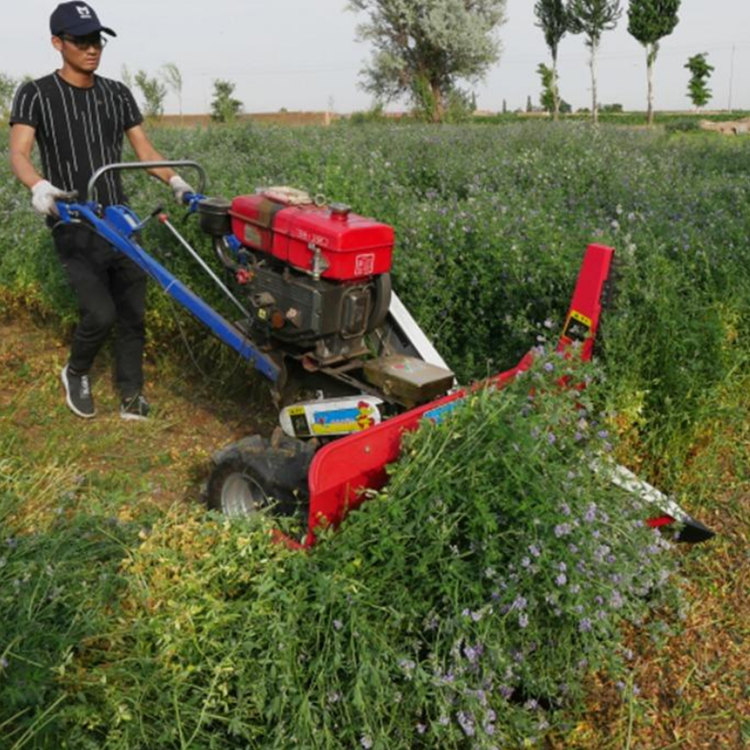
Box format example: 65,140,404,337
0,72,17,120
134,70,168,119
627,0,681,124
534,0,570,119
685,53,714,109
627,0,680,47
211,79,243,123
538,63,556,112
160,62,184,119
349,0,507,122
567,0,623,122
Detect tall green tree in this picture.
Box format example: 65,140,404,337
627,0,681,125
567,0,622,125
211,79,243,123
537,63,556,113
534,0,570,121
348,0,507,123
0,72,17,120
134,70,167,119
685,53,713,110
161,63,184,123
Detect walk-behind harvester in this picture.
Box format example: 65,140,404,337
55,161,715,548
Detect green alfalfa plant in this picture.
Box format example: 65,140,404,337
60,350,682,749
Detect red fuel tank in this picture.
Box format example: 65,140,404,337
230,190,394,281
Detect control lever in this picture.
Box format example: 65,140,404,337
135,204,164,232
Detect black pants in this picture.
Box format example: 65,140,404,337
52,223,148,398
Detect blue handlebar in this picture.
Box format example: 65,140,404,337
53,199,280,383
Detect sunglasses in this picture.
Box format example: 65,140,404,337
60,34,107,50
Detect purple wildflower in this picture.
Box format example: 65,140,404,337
333,619,343,631
560,502,571,516
544,362,555,372
519,612,529,628
579,618,593,633
513,595,527,610
547,432,557,445
499,685,514,699
585,504,597,522
0,657,8,669
416,723,427,735
360,736,373,749
555,573,567,586
521,556,531,568
554,523,571,538
529,544,542,558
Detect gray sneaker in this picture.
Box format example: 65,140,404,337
120,394,151,421
61,364,96,418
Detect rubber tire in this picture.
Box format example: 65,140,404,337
206,433,315,518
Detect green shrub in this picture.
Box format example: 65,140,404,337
664,118,700,133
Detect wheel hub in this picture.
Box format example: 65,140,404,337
220,472,268,517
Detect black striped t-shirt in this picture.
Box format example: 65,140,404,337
10,73,143,206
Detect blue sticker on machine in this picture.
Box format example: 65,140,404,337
424,399,464,425
311,401,378,435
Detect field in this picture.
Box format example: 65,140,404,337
1,121,749,748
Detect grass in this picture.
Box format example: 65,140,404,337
1,120,749,746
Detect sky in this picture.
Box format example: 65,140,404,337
2,0,749,115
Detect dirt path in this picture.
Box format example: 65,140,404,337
0,312,277,513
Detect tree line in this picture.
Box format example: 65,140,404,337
0,1,719,125
351,0,716,124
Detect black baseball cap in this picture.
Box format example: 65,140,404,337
50,2,116,38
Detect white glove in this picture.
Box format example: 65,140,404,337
31,180,68,217
169,175,195,205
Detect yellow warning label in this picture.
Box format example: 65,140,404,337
258,309,268,320
569,310,592,328
288,406,306,416
311,421,362,436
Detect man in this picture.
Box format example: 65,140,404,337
8,2,194,420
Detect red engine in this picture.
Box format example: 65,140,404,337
230,187,394,281
198,187,394,367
